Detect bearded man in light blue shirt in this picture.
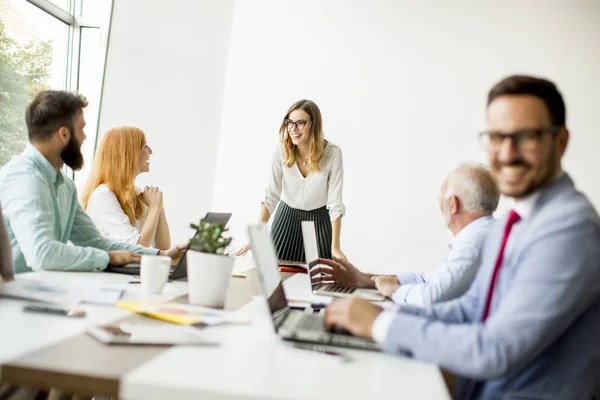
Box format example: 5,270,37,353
315,163,498,307
0,90,184,274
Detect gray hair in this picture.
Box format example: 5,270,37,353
444,162,499,215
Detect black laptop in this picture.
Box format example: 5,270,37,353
105,212,232,279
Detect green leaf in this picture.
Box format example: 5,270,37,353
188,217,234,255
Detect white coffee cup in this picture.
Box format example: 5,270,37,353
140,255,172,295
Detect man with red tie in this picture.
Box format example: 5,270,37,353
324,75,600,399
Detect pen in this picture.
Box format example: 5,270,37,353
291,344,352,362
128,281,141,284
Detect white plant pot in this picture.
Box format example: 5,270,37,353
186,250,235,308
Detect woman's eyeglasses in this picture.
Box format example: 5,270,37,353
284,119,311,131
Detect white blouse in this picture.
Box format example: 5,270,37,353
263,142,346,221
86,184,147,245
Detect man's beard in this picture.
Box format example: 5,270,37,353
61,134,84,170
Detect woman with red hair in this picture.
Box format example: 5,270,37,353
82,126,171,249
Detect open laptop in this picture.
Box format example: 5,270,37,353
302,221,385,301
248,224,380,352
105,212,232,279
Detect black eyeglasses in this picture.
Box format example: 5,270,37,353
284,119,311,131
479,126,562,152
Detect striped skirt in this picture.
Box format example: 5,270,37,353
271,201,332,262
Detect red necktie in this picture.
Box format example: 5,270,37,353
481,209,521,321
462,210,522,399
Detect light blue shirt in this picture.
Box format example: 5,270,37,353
372,174,600,399
393,215,494,306
0,144,157,274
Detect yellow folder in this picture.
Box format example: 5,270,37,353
116,301,228,325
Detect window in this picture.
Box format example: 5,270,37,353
0,0,113,172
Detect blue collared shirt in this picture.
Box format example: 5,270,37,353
372,174,600,399
392,215,494,307
0,144,156,274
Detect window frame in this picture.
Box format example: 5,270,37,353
25,0,114,180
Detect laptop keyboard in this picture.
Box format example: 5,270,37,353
295,314,326,332
283,311,380,351
329,334,380,350
323,285,356,294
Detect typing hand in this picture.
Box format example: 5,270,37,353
324,297,383,339
311,257,373,288
159,244,188,265
108,251,141,266
372,275,400,298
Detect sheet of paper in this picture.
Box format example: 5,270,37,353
0,279,83,305
81,286,124,305
0,279,126,306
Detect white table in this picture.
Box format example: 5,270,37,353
0,259,253,364
121,297,450,400
0,264,450,399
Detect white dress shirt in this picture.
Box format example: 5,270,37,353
263,142,346,221
86,184,147,245
391,215,494,307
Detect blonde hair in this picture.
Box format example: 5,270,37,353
81,126,146,225
279,99,326,172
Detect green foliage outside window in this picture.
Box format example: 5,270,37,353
0,20,52,167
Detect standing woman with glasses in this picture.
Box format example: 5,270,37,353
234,99,347,262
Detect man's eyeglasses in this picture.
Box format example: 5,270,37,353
284,119,311,131
479,126,562,152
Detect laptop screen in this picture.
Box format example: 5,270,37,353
204,212,232,226
301,221,320,262
248,224,288,319
301,221,325,290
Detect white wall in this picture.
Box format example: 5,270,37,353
214,0,600,273
98,0,235,245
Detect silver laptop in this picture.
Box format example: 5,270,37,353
248,224,380,352
301,221,385,301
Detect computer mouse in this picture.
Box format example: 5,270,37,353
330,324,352,335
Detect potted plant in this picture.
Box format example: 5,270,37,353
186,218,234,308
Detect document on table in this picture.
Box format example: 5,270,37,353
0,278,124,306
0,279,83,305
82,286,124,305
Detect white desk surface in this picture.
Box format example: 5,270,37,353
0,260,450,400
121,297,450,400
0,271,189,365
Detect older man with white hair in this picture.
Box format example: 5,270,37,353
315,163,499,306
